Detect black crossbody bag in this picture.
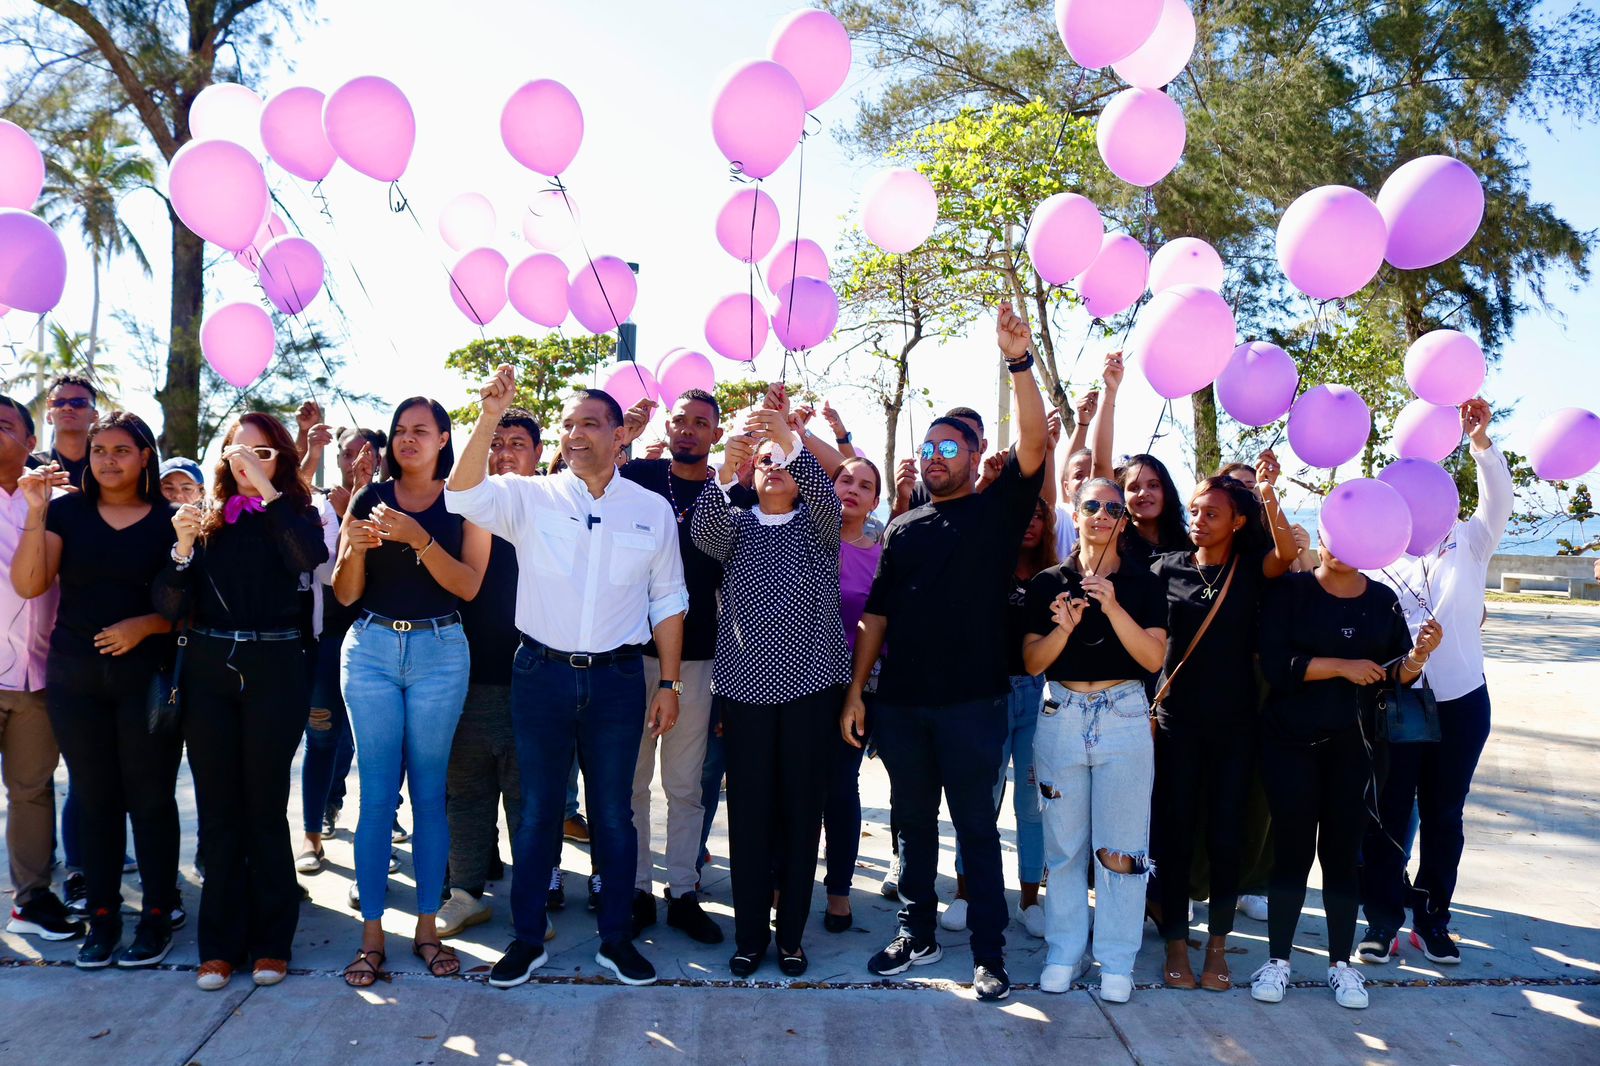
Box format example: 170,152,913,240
1375,672,1441,744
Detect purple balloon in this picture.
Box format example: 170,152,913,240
1378,458,1461,557
260,87,336,182
449,247,509,326
1287,384,1371,469
1074,233,1148,318
656,349,717,409
1391,399,1462,463
1276,185,1387,300
201,302,275,389
1148,236,1223,293
1027,193,1103,286
1096,88,1185,187
706,293,770,363
1111,0,1196,89
0,209,67,314
768,8,852,111
716,187,781,263
1216,341,1299,427
258,236,325,316
766,239,829,293
1129,284,1236,399
862,168,939,255
772,277,839,351
501,80,584,177
711,60,806,180
600,363,660,414
1319,478,1413,570
569,256,638,335
1378,156,1485,270
506,253,569,328
1404,329,1484,406
0,119,45,210
168,139,268,252
1055,0,1164,69
1528,407,1600,481
323,76,414,182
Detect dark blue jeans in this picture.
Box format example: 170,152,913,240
1361,682,1492,932
509,645,645,946
302,629,355,834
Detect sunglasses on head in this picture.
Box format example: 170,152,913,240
919,440,962,461
1078,499,1127,519
49,397,93,410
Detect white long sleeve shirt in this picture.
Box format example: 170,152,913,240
445,469,688,655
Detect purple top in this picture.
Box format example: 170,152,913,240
840,539,882,652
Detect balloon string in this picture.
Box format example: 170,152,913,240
251,239,362,429
1015,67,1090,253
748,178,761,372
547,176,645,397
1260,296,1327,458
1082,398,1173,580
782,127,810,352
390,180,489,342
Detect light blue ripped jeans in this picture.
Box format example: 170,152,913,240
1034,680,1154,978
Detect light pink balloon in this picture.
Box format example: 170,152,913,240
1392,399,1463,463
1073,233,1148,318
0,120,45,210
1378,458,1461,557
168,139,269,252
1528,408,1600,481
522,188,579,252
323,75,415,182
1275,185,1387,300
0,303,9,317
772,277,839,351
1215,341,1299,427
600,363,660,414
716,187,781,263
1319,478,1412,570
506,253,569,328
1055,0,1164,69
438,192,496,252
710,60,806,179
258,236,325,316
569,256,639,335
1378,155,1485,270
501,80,584,177
449,247,509,326
766,239,829,293
768,8,852,111
1129,284,1235,398
656,349,718,409
862,168,938,254
201,302,275,388
706,293,770,362
235,211,289,272
1026,193,1103,286
0,209,67,314
1148,236,1223,293
1097,87,1186,187
1288,384,1371,469
1404,329,1484,406
189,83,265,159
260,87,336,182
1111,0,1196,88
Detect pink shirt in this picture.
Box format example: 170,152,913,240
0,483,59,692
840,539,882,653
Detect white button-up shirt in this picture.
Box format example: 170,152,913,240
0,483,59,692
445,469,688,654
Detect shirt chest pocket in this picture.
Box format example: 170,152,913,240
531,512,580,576
609,530,656,586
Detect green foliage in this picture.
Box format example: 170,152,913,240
1,324,122,421
445,334,611,432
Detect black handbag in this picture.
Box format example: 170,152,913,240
145,633,188,735
1376,674,1441,744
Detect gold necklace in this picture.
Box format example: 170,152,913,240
1194,554,1226,600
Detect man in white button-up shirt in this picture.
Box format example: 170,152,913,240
446,365,687,990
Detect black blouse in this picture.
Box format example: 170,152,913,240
44,494,176,660
348,481,466,620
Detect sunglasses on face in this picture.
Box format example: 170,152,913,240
237,447,279,461
49,397,93,410
1078,499,1127,519
918,440,962,461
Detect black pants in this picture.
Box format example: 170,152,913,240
182,635,309,965
823,718,869,898
1261,726,1371,964
45,651,181,935
1153,722,1254,941
720,686,840,954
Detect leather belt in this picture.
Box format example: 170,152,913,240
192,626,301,643
519,635,644,669
361,611,462,633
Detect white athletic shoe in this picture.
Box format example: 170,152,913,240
1328,961,1369,1009
1237,894,1269,922
435,888,492,939
939,898,969,932
1040,958,1090,994
1098,973,1133,1003
1018,903,1046,939
1251,958,1291,1003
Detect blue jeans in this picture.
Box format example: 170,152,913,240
956,674,1047,885
341,617,470,921
1035,681,1154,977
509,645,646,946
303,629,356,834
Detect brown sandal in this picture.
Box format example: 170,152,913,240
1163,941,1198,989
1200,945,1233,992
343,949,390,987
414,940,460,978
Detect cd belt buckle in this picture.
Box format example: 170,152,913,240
393,619,413,632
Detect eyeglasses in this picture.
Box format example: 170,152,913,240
918,440,962,461
48,397,93,410
1078,499,1127,519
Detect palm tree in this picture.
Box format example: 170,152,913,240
1,324,121,424
36,113,155,368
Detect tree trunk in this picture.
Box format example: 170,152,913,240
158,209,204,456
1190,382,1221,478
87,246,101,369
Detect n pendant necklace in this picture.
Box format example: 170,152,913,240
1195,555,1224,600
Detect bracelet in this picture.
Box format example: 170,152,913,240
1405,650,1428,668
1006,352,1035,374
415,536,435,564
836,432,852,445
170,544,194,570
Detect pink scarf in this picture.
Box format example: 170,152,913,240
223,495,266,524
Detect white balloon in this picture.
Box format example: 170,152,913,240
190,83,266,160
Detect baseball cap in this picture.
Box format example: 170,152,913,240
160,457,205,487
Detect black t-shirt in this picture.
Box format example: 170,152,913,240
348,481,466,620
866,452,1044,706
1005,575,1030,677
619,459,756,662
45,494,176,659
29,448,90,490
1024,554,1166,683
461,536,519,684
1150,549,1275,731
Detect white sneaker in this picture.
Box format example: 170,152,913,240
1328,961,1369,1009
1237,894,1269,922
1250,958,1291,1003
1039,958,1089,994
435,888,492,939
939,898,968,932
1018,903,1046,939
1098,973,1133,1003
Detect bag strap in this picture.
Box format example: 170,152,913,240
1151,556,1238,709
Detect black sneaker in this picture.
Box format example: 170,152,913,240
116,918,173,968
76,920,119,969
587,873,602,913
596,940,657,986
1357,926,1397,964
631,889,657,938
6,891,85,941
487,938,548,989
1410,925,1461,964
64,871,88,919
322,803,341,838
868,934,942,976
729,947,765,977
973,958,1011,1001
665,889,724,945
170,897,188,932
548,867,566,911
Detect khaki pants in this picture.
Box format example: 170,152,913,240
631,658,714,895
0,688,59,907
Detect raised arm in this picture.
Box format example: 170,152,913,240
997,302,1047,477
790,447,843,547
448,364,515,495
821,401,858,460
1255,450,1299,578
1460,399,1513,561
1090,353,1123,480
8,467,66,599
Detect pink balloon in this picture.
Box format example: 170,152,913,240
189,83,265,159
1111,0,1196,88
258,236,325,316
0,209,67,313
1129,284,1235,399
710,60,806,179
506,253,569,328
1148,236,1223,293
768,8,852,111
0,120,45,210
1276,185,1386,300
1404,329,1484,406
323,76,414,182
1096,87,1186,187
772,277,839,351
235,211,288,272
438,192,496,252
655,349,718,409
1215,341,1299,427
1055,0,1163,69
501,80,584,177
766,239,829,293
201,302,275,388
1319,478,1412,570
600,363,660,414
1378,156,1485,270
167,139,268,252
716,188,781,263
1392,399,1463,463
260,87,336,182
862,168,938,254
569,256,638,335
522,188,579,252
1026,193,1103,286
1073,233,1148,318
706,293,770,362
1288,384,1371,469
1528,407,1600,481
0,304,9,317
1378,458,1461,557
449,247,509,326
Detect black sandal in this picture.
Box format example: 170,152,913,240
343,949,390,987
822,909,853,933
413,940,460,977
778,946,807,977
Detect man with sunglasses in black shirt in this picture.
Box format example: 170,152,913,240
840,302,1047,1002
27,376,98,491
